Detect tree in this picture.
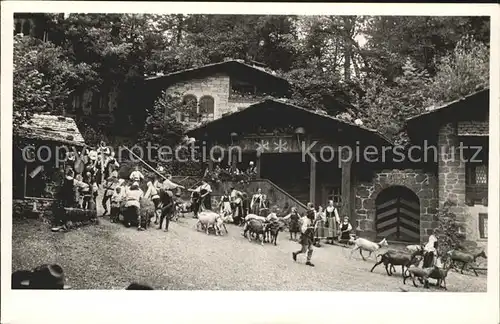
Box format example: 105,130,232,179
425,37,489,107
13,34,94,129
136,92,202,176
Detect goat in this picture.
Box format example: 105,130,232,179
403,265,435,288
447,250,487,276
406,244,424,253
428,261,452,290
371,250,423,276
350,237,388,261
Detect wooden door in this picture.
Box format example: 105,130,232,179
375,187,420,243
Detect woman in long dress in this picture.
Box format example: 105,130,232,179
325,200,340,244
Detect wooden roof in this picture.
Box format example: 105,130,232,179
16,113,86,146
187,98,393,146
406,88,489,141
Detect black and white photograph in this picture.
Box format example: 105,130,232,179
1,2,499,324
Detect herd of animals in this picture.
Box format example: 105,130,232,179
350,237,487,290
111,198,487,291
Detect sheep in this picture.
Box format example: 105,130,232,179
349,237,388,261
403,265,435,288
447,250,487,276
370,250,423,276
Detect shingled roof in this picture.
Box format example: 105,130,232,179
187,98,393,146
406,87,489,142
144,60,290,95
16,113,86,146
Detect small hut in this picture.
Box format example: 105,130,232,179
12,113,96,226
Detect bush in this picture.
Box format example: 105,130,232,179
434,200,466,258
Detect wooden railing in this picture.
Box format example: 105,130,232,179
170,176,308,213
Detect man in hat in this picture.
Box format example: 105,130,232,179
292,209,316,267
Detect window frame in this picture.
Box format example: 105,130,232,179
478,213,487,239
198,95,215,118
181,94,198,122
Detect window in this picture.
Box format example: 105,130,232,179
14,21,22,35
231,79,257,96
326,186,342,207
467,163,488,185
182,95,198,122
199,96,215,117
479,213,487,239
22,19,31,36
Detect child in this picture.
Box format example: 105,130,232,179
75,174,84,208
110,187,123,223
339,216,353,243
283,207,300,241
92,182,99,205
81,172,93,210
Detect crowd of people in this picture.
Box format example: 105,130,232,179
204,160,258,184
54,142,356,269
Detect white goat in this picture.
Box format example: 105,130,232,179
406,244,424,253
350,237,388,261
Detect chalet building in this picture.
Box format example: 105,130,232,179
142,59,291,126
186,88,490,249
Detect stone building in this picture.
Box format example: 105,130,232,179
142,60,291,126
406,88,489,249
186,88,490,248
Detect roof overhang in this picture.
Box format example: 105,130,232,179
186,98,393,147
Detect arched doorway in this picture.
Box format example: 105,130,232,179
375,186,420,243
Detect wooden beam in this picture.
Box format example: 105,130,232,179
23,164,27,198
256,153,261,178
341,154,353,227
309,153,316,204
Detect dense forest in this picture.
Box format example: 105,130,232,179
14,14,490,145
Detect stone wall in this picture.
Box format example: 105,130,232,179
465,204,488,254
354,169,438,242
165,73,232,120
13,198,55,219
437,122,468,232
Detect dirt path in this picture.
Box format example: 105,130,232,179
12,215,487,291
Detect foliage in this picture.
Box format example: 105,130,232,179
13,14,490,151
425,37,489,107
13,34,95,128
434,200,466,258
136,92,201,176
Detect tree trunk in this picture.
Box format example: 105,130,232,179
176,15,183,45
342,17,354,82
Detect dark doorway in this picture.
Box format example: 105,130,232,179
375,186,420,243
